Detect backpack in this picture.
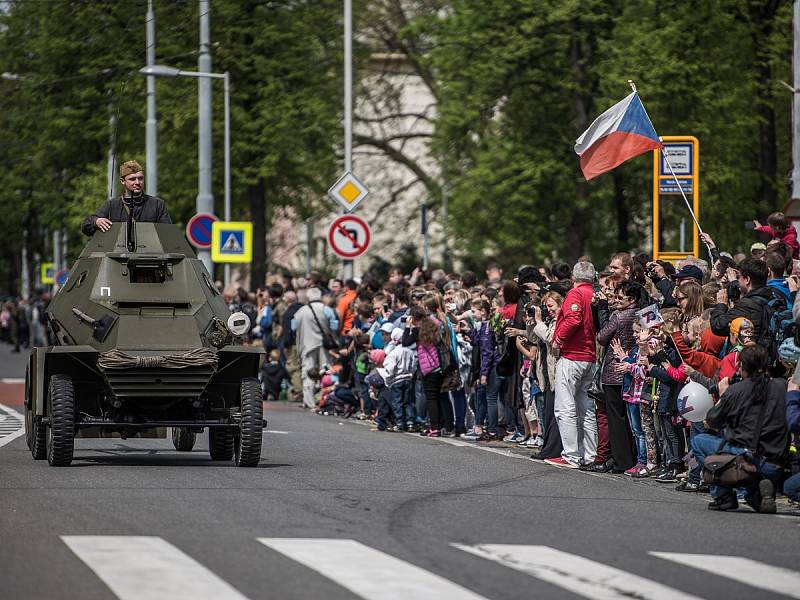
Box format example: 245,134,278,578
753,291,790,368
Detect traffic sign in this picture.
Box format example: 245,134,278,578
55,269,69,286
41,262,55,285
328,171,369,212
211,221,253,263
186,212,218,249
328,215,371,259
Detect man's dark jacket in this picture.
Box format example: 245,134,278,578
81,195,171,236
709,285,779,338
705,376,789,462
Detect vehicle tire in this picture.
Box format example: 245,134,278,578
208,428,234,461
24,368,46,460
235,378,263,467
171,427,196,451
46,374,75,467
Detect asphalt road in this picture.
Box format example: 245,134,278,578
1,343,799,600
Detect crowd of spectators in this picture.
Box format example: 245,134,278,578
249,211,800,514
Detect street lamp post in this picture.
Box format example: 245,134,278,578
139,65,231,285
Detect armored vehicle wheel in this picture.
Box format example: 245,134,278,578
235,378,263,467
24,369,46,460
171,427,196,451
25,404,46,460
209,428,234,461
46,374,75,467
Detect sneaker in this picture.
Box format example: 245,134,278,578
708,493,739,511
462,430,484,441
757,480,777,514
516,435,531,445
654,468,678,483
523,436,539,448
625,463,646,477
503,432,521,443
544,457,578,469
426,429,441,438
675,480,701,492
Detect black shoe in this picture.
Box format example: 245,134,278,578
757,480,777,514
697,482,710,494
441,429,456,438
675,480,700,492
708,493,739,511
655,468,678,483
581,459,612,473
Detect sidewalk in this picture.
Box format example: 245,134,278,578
0,343,29,409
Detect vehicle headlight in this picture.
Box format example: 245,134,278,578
227,312,251,336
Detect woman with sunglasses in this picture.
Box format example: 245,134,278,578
672,281,704,321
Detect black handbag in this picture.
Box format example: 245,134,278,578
702,400,767,488
309,302,339,350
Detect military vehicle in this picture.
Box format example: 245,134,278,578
24,221,265,467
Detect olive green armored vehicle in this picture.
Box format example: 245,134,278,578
24,221,265,467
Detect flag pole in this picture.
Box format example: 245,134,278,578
628,80,710,256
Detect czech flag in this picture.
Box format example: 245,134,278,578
574,92,662,180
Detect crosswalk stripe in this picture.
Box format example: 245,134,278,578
650,552,800,599
62,536,250,600
258,538,489,600
0,403,25,448
453,544,705,600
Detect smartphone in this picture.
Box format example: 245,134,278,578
382,303,389,312
744,221,756,230
400,315,407,324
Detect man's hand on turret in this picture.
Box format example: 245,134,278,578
95,217,113,232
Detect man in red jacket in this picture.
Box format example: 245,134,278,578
548,261,599,468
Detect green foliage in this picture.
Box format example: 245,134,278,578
421,0,792,269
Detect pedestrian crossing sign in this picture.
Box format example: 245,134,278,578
41,262,56,284
211,221,253,263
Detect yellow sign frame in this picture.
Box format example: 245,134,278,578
41,262,55,284
652,135,700,262
211,221,253,264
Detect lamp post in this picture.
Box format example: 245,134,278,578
139,65,231,284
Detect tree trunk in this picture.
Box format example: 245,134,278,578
248,179,266,292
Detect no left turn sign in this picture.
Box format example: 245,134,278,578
328,215,371,259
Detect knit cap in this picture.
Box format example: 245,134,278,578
370,349,386,367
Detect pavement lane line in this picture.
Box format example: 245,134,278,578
258,538,489,600
0,378,24,384
453,544,705,600
0,403,25,448
650,552,800,599
61,536,250,600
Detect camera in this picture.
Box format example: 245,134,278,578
725,280,741,303
526,304,537,318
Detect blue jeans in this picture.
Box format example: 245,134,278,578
389,379,415,428
691,433,784,500
784,472,800,501
450,387,467,432
534,393,546,433
474,367,500,434
687,421,706,483
414,377,427,423
625,402,647,465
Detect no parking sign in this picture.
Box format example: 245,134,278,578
186,213,218,249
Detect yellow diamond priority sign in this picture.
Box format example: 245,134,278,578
328,171,369,212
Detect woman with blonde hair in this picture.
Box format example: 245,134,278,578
673,280,704,321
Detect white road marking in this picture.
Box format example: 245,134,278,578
265,430,289,434
258,538,489,600
651,552,800,599
0,403,25,448
454,544,705,600
62,536,250,600
0,378,24,384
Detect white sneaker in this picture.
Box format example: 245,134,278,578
524,436,538,447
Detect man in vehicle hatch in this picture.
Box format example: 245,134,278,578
81,160,171,236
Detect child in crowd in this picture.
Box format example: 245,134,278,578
754,212,799,259
463,299,499,440
612,322,659,477
381,328,418,431
366,349,395,431
261,349,289,402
